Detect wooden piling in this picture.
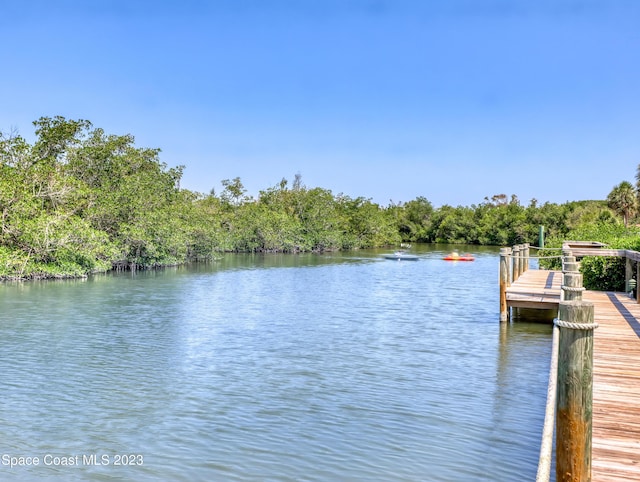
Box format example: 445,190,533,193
562,272,584,301
499,247,512,322
562,256,578,274
513,245,521,281
636,260,640,304
523,243,530,273
555,300,596,482
562,255,584,302
625,256,633,295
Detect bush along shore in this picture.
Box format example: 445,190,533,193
0,116,633,281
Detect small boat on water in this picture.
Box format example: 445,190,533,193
384,251,419,261
442,252,475,261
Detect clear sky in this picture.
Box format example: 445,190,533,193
1,0,638,207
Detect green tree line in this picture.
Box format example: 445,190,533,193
0,117,628,280
536,174,640,291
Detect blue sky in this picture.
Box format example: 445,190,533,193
1,0,638,207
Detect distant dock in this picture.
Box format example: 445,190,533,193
506,269,561,310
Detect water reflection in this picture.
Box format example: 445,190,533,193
0,245,551,481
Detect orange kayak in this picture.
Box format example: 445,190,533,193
443,254,475,261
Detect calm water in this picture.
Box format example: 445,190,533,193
0,245,552,481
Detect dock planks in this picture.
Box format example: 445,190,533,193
585,291,640,482
507,270,640,481
505,269,562,309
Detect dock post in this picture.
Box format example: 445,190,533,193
561,253,577,302
562,256,584,302
513,245,521,281
625,255,633,296
523,243,530,273
500,247,512,322
562,249,573,274
636,260,640,304
555,300,597,482
562,254,577,273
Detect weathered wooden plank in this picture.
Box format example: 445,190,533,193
507,300,560,309
584,291,640,482
569,248,627,258
506,269,562,310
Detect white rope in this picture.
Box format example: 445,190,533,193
561,286,585,292
554,319,599,330
536,324,559,482
507,255,563,260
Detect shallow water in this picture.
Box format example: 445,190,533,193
0,245,552,481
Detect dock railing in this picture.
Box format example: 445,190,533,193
561,241,640,302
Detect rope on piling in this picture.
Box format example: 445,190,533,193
554,319,599,330
560,286,586,293
535,324,559,482
510,255,563,260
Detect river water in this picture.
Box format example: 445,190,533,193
0,245,552,481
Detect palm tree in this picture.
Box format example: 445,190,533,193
607,181,637,227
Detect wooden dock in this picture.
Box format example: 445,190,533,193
505,269,562,310
587,290,640,482
507,269,640,481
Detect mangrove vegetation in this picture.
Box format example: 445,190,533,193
0,117,636,280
